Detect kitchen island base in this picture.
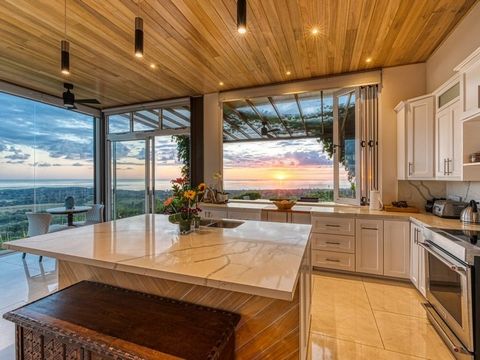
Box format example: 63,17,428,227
58,260,311,360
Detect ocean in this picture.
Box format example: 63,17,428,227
0,179,330,191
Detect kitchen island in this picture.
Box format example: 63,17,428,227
4,214,312,360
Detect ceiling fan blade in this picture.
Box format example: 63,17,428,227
76,98,101,104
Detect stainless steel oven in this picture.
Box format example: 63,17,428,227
420,239,474,358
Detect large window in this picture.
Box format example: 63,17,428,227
222,87,375,204
0,92,95,244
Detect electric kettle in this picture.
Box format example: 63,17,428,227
460,200,480,224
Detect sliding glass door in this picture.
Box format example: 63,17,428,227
111,139,149,220
334,88,360,204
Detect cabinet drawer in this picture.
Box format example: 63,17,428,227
311,216,355,235
312,250,355,271
311,234,355,253
267,211,288,223
227,210,261,221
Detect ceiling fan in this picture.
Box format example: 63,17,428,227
62,83,100,109
261,121,280,138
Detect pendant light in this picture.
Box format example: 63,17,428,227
237,0,247,34
134,1,144,58
60,0,70,75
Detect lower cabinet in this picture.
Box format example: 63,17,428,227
384,220,410,279
355,219,384,275
227,209,262,221
410,222,427,297
201,207,227,219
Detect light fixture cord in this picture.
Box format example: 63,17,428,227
64,0,67,37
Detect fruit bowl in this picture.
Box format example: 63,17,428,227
271,199,296,210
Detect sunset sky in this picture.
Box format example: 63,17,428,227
0,92,342,190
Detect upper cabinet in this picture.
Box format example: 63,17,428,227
453,47,480,181
454,47,480,121
434,79,462,180
396,95,435,180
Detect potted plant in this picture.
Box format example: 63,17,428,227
163,177,206,234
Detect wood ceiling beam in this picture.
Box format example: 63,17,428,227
294,94,309,136
223,103,262,137
267,96,293,136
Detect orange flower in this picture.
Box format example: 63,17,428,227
184,190,196,201
198,183,207,192
163,197,174,207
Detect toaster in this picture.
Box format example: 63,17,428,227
432,199,467,219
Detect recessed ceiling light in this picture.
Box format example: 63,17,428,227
286,71,291,76
366,57,372,63
311,27,319,35
150,63,156,69
219,81,224,86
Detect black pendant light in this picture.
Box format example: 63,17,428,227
237,0,247,34
135,16,144,58
60,0,70,75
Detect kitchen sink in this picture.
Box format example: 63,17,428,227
199,219,244,229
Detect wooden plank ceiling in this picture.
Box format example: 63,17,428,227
0,0,477,108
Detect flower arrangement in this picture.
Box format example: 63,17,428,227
163,177,206,225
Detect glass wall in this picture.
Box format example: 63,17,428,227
0,92,94,244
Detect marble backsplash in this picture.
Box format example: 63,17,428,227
396,181,480,210
446,182,480,203
397,181,446,210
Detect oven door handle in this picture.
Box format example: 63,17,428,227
418,241,468,274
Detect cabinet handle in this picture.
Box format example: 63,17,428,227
325,224,340,228
408,162,413,176
325,258,341,263
443,159,447,176
447,158,452,175
325,241,341,245
361,226,378,230
414,228,418,245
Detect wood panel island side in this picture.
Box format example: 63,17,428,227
4,214,312,360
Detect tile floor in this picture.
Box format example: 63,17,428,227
0,253,455,360
310,271,455,360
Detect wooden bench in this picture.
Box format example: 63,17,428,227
3,281,240,360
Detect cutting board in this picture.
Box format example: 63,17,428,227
384,205,420,213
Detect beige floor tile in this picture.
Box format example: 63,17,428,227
311,275,383,348
374,311,455,360
310,332,425,360
363,278,427,318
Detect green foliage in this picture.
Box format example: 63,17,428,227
173,135,190,179
233,192,262,200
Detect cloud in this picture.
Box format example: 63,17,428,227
33,162,62,167
4,146,30,162
72,162,84,167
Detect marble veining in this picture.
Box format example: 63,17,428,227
3,215,311,300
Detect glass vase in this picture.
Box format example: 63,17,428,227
179,218,192,234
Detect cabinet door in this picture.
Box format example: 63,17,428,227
407,97,435,179
436,106,452,178
267,211,288,223
227,209,261,221
417,229,427,298
355,219,384,275
450,101,462,179
410,225,420,288
384,221,410,279
291,212,311,224
202,208,227,219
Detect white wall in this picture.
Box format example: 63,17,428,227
380,63,427,204
426,2,480,92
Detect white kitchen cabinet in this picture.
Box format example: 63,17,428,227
266,211,288,223
383,220,410,279
396,95,435,180
454,47,480,120
312,250,355,272
436,99,462,179
201,207,227,219
291,212,311,224
311,216,355,236
410,223,427,297
355,219,384,275
227,209,262,221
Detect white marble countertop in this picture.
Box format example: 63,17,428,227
3,215,311,301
